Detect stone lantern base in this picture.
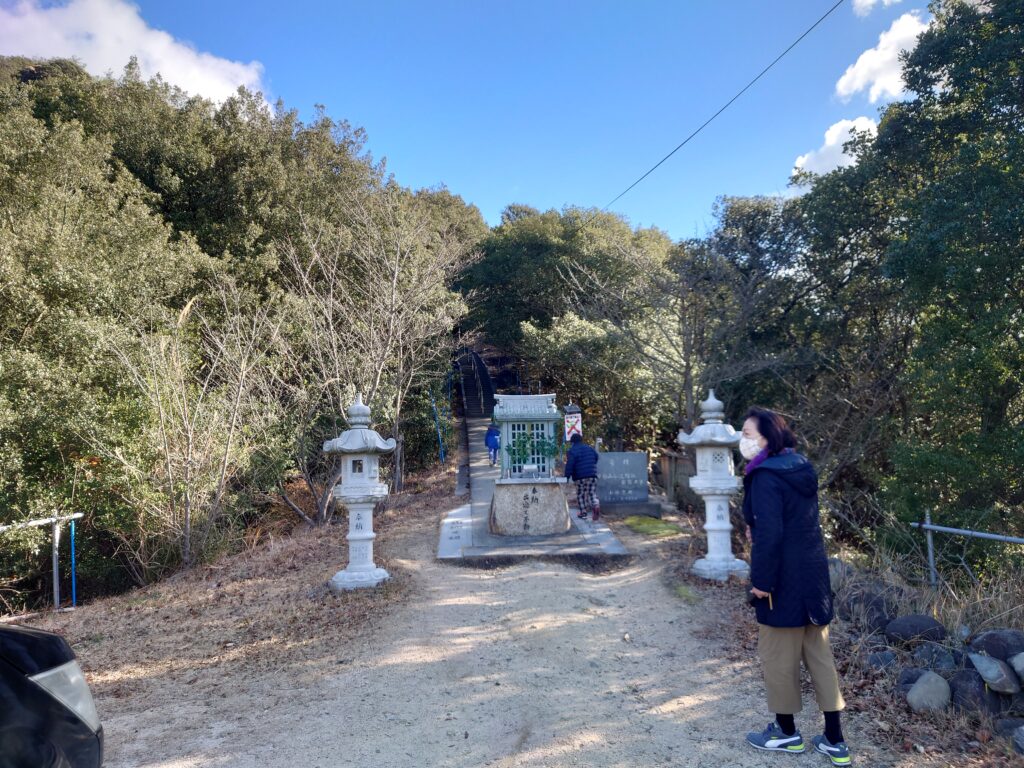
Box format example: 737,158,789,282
329,566,390,592
692,556,749,582
327,497,390,592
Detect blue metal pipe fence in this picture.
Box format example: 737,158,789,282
0,513,84,610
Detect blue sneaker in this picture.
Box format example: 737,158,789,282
812,734,851,765
746,722,806,753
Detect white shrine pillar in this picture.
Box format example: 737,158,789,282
323,393,397,591
678,390,750,581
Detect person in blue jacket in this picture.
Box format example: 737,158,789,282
564,433,600,520
484,421,501,466
740,407,849,766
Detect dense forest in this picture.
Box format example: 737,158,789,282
461,0,1023,573
0,54,485,609
1,0,1021,610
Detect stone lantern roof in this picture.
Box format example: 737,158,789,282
677,390,739,447
323,393,397,455
493,394,562,422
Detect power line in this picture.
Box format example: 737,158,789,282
580,0,847,232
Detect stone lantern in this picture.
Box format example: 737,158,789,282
322,393,396,591
677,390,750,581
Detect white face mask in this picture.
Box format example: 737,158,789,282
739,436,763,460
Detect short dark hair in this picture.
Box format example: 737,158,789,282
744,407,797,455
570,433,582,444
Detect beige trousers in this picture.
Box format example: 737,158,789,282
758,624,845,714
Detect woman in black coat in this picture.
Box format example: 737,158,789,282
740,408,850,766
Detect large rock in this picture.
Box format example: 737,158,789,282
1008,652,1024,681
1015,726,1024,756
828,558,855,591
913,642,958,671
970,629,1024,662
969,653,1022,694
949,669,1004,716
896,668,926,695
867,650,898,671
836,589,893,633
885,615,947,644
995,718,1024,740
906,671,951,713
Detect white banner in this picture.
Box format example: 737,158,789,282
564,413,582,441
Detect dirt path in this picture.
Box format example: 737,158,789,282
100,540,705,765
20,455,906,766
83,512,883,768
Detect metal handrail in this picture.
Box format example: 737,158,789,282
911,509,1024,588
0,513,83,533
473,350,498,413
456,353,470,417
472,355,485,413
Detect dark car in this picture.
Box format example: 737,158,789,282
0,623,103,767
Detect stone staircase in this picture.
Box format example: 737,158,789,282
457,350,495,419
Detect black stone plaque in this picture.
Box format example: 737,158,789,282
596,452,648,504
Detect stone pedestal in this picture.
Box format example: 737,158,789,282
690,493,749,581
329,498,390,592
489,479,570,536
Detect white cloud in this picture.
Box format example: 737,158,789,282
836,11,930,103
0,0,265,102
852,0,903,17
794,117,878,176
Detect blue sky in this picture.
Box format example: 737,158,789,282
0,0,929,240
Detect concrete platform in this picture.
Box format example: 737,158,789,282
438,417,628,563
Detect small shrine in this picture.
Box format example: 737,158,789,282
489,394,569,535
493,394,562,478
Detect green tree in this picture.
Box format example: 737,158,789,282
0,85,211,601
869,0,1024,536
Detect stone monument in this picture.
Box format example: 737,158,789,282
678,390,750,581
490,394,569,535
323,393,396,591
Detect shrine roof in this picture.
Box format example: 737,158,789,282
493,394,562,422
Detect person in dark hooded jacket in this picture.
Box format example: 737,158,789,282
740,407,850,766
564,434,600,520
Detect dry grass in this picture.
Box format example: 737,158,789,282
829,539,1024,639
20,465,457,706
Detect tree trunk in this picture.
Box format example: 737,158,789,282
394,435,404,493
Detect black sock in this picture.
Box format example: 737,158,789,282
775,714,796,736
823,711,844,744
